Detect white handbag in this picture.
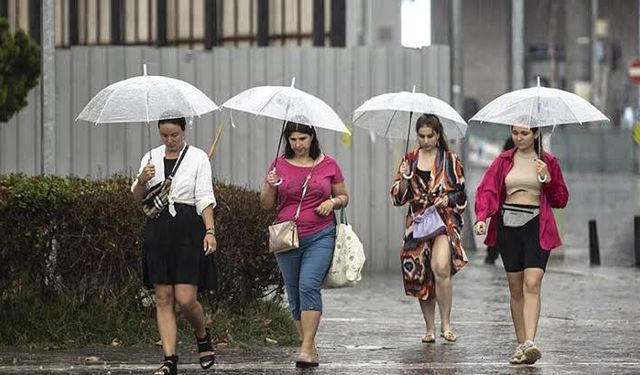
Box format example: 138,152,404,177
324,208,365,288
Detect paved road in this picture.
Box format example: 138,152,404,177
2,250,639,374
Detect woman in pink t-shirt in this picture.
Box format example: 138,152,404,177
260,122,349,368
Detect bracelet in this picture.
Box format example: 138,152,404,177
206,227,215,235
537,174,548,183
402,172,414,180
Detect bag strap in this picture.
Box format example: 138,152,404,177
293,159,317,222
167,144,189,181
339,207,348,225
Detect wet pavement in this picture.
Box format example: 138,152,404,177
1,251,639,374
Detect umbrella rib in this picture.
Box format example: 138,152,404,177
557,94,583,125
383,110,400,138
94,86,121,124
475,95,532,124
178,87,200,119
256,87,286,118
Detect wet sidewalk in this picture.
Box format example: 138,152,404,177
1,251,640,374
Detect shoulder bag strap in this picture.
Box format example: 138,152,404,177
293,158,317,222
167,145,190,181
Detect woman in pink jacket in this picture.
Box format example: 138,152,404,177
474,125,568,365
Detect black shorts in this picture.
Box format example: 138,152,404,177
497,207,550,273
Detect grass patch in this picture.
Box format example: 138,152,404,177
0,295,297,349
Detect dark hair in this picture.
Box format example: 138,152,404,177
158,117,186,131
509,125,542,155
282,122,321,159
415,114,450,151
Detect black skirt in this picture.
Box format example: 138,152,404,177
143,203,217,291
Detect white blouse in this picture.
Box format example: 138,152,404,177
131,144,216,216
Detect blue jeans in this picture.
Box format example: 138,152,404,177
275,225,336,321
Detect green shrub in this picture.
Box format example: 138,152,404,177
0,174,294,347
0,18,42,122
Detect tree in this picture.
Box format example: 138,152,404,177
0,18,41,123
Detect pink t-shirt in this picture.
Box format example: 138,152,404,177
268,154,345,237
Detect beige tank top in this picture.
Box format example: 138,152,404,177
505,152,541,196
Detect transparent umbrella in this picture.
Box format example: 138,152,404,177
352,86,467,154
221,77,349,134
470,77,609,128
221,78,349,182
76,64,219,124
469,77,609,157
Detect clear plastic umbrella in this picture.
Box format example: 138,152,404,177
470,77,609,128
76,64,219,124
221,77,349,134
220,78,349,182
352,86,467,154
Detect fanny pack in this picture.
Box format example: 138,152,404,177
501,204,539,228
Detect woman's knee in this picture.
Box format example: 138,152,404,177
509,287,525,301
523,277,542,295
298,283,323,312
155,288,175,309
431,261,451,280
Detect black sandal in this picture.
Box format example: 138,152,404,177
153,354,178,375
196,328,216,369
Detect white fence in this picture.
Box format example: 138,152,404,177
0,45,451,271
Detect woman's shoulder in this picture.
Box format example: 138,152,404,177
185,145,208,160
542,150,558,162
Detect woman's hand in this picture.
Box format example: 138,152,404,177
434,194,449,208
137,163,155,184
266,168,280,188
315,199,335,217
399,160,410,176
203,233,217,256
473,221,486,235
534,158,551,183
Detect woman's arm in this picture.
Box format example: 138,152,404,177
260,182,278,210
390,159,413,206
542,157,569,209
446,152,467,210
314,181,349,217
201,204,217,255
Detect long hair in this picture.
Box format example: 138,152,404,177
415,114,450,151
282,122,322,159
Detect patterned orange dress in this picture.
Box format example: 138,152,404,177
390,148,468,300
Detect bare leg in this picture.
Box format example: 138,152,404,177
300,311,322,359
505,272,525,343
174,284,214,359
154,284,177,356
294,320,303,343
430,234,453,333
522,268,544,341
419,298,436,338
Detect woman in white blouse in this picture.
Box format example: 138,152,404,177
131,115,217,375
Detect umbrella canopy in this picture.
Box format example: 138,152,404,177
470,77,609,128
76,64,219,124
352,87,468,141
220,78,350,134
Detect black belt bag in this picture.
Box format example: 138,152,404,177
501,204,539,228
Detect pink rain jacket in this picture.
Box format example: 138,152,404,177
474,148,569,251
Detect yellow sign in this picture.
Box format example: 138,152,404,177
634,123,640,144
341,125,353,149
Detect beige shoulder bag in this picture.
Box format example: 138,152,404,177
268,161,316,254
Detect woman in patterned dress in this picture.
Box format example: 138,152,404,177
390,114,468,343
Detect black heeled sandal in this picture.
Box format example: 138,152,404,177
153,354,178,375
196,328,216,369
